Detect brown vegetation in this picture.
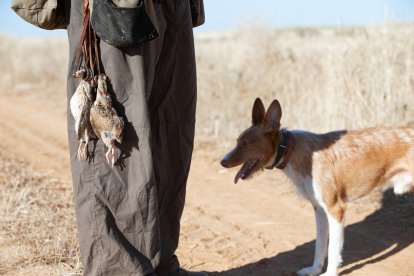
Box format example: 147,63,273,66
0,154,81,275
1,23,414,275
196,24,414,137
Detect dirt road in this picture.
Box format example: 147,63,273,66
1,94,414,275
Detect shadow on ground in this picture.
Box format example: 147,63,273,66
208,190,414,276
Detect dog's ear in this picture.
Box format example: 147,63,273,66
263,99,282,131
252,98,265,125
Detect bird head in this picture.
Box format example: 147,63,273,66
73,69,86,79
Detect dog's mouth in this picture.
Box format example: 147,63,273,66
234,158,259,184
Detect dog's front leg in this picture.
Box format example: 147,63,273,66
297,206,328,276
320,212,344,276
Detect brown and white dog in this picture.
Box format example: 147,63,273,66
220,98,414,276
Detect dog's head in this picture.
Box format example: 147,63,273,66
220,98,283,183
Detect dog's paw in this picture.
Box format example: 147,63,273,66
296,266,322,276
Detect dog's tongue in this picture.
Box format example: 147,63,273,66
234,159,258,184
234,163,247,184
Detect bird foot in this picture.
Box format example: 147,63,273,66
77,142,84,160
111,153,116,167
105,147,117,167
77,149,86,160
77,141,88,160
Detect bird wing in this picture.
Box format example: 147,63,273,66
75,101,89,140
112,116,124,142
90,103,124,146
70,80,94,140
90,105,102,140
69,92,80,121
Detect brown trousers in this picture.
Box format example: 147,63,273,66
66,1,196,275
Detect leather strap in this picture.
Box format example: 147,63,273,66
74,0,91,73
276,130,294,169
93,28,101,75
266,129,294,170
74,0,101,79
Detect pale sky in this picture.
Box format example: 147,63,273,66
1,0,413,37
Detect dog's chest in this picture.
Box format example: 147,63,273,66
284,165,320,205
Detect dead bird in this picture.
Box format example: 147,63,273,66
90,74,124,167
70,69,95,160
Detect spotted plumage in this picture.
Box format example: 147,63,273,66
90,74,124,167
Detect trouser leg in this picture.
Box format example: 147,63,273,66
67,0,196,275
67,54,160,275
146,0,197,274
67,1,163,275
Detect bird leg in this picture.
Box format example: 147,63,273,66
105,148,111,165
105,147,113,167
81,139,89,160
76,138,90,160
105,146,117,167
111,147,116,166
77,141,84,160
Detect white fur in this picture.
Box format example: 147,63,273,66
391,172,413,195
313,180,343,276
284,164,308,198
224,101,414,276
297,207,328,276
287,176,344,276
323,214,343,276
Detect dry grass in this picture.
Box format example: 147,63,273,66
196,23,414,137
0,34,68,106
2,23,414,136
0,150,81,275
1,22,414,274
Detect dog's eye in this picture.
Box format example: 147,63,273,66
240,140,248,147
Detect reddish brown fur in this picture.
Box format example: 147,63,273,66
221,98,414,275
222,100,414,222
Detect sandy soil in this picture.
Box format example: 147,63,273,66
1,94,414,276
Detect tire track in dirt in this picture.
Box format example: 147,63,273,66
178,150,316,275
179,140,414,275
1,94,414,275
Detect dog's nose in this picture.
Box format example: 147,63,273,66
220,159,229,168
